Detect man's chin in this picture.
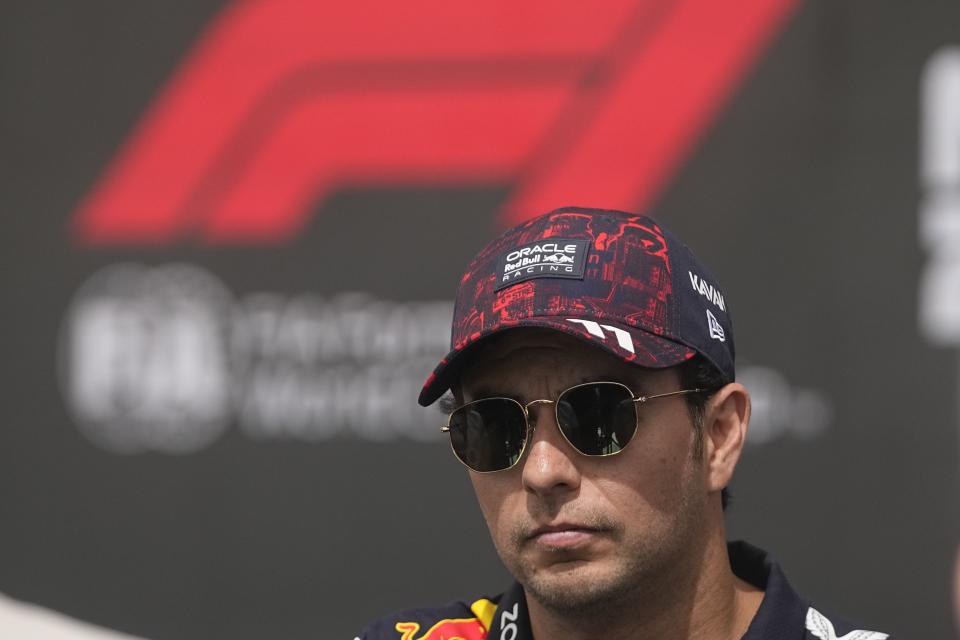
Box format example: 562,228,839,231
521,558,634,613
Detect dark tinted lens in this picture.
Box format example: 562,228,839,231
448,399,527,472
556,383,637,455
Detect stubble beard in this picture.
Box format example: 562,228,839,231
507,478,704,617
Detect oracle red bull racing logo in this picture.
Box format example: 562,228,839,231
71,0,797,245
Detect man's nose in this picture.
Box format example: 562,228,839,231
520,403,582,496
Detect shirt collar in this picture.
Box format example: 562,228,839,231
486,581,531,640
730,540,809,640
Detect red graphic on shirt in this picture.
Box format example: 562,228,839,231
395,618,486,640
72,0,798,245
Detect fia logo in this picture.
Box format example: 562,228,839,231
60,263,232,454
706,309,726,342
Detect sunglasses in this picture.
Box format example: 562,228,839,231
441,381,704,473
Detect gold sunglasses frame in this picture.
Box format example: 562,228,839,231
441,381,704,473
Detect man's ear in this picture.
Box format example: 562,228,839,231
703,382,751,494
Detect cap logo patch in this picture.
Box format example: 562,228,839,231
688,271,726,311
495,238,589,291
706,309,726,342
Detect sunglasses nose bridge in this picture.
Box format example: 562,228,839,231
523,398,554,412
525,398,555,418
521,399,555,433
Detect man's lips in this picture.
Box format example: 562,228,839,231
527,523,605,549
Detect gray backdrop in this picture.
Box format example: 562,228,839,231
2,1,958,638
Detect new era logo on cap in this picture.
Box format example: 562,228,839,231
706,309,726,342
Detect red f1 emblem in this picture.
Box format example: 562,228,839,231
73,0,798,245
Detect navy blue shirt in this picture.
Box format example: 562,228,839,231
356,541,891,640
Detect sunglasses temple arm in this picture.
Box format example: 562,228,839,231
633,388,704,404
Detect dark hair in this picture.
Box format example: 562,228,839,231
677,355,733,510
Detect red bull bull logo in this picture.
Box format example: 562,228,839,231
395,617,487,640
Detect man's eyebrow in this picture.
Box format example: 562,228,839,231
580,374,653,395
438,395,459,414
468,386,517,400
467,376,655,401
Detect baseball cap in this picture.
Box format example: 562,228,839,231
418,206,735,406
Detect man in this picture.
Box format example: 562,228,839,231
357,207,891,640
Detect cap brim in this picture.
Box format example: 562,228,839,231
418,317,697,406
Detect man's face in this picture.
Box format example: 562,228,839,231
459,329,711,614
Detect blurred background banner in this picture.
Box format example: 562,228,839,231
2,1,958,638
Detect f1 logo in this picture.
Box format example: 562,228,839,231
72,0,798,245
566,318,636,354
